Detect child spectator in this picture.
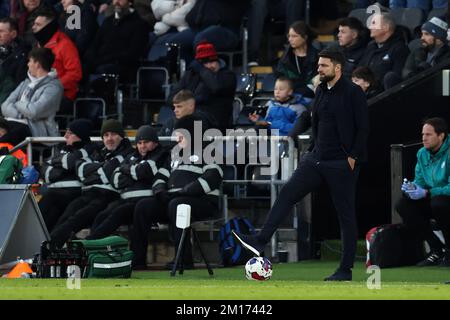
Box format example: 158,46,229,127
248,76,311,136
351,66,380,99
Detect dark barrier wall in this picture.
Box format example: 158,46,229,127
312,61,450,240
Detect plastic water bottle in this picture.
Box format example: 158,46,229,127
403,178,415,190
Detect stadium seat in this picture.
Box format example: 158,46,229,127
348,8,370,25
427,8,448,21
74,97,107,130
391,7,425,39
136,67,170,102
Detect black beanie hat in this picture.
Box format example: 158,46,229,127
68,119,92,141
135,125,159,143
101,119,125,137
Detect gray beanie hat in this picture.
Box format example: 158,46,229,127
422,17,448,42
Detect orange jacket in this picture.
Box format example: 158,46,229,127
45,31,82,101
0,143,28,167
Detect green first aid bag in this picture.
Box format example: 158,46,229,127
73,236,133,278
0,155,22,184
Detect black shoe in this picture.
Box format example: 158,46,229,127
232,231,265,256
165,260,195,270
417,251,444,267
324,269,352,281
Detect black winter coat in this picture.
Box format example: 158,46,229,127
310,77,369,163
358,30,409,83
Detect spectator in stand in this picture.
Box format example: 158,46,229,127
0,68,15,105
351,66,380,99
248,76,311,136
167,41,236,133
32,8,82,113
358,12,409,90
164,0,250,63
247,0,308,67
159,89,218,137
16,0,49,46
1,47,63,140
275,21,319,98
84,0,149,83
334,17,370,78
95,0,155,28
58,0,98,60
0,17,30,85
402,17,450,79
147,0,196,62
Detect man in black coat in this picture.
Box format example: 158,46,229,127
358,12,409,90
234,48,369,281
167,41,236,133
0,17,30,85
84,0,149,83
335,17,370,79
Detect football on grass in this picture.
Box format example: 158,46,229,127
245,257,272,281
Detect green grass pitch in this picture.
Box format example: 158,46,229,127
1,261,450,300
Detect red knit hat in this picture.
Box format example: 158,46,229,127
195,41,218,62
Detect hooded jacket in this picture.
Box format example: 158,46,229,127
1,69,63,137
264,94,310,136
414,136,450,197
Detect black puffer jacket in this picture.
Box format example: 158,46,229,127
77,138,134,194
41,140,101,188
111,145,170,200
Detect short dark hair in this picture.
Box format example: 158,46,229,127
423,117,448,140
173,90,195,104
275,76,294,90
0,17,19,32
318,47,345,67
351,67,376,86
338,17,365,34
28,47,55,72
35,7,56,22
288,21,317,45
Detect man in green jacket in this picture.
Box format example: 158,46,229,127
396,117,450,267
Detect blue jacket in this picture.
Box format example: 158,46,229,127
265,94,310,136
414,136,450,197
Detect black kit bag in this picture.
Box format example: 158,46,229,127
366,224,425,268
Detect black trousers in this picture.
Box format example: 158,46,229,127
50,189,119,248
131,196,216,266
88,198,140,240
395,195,450,251
39,187,81,233
258,152,360,271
